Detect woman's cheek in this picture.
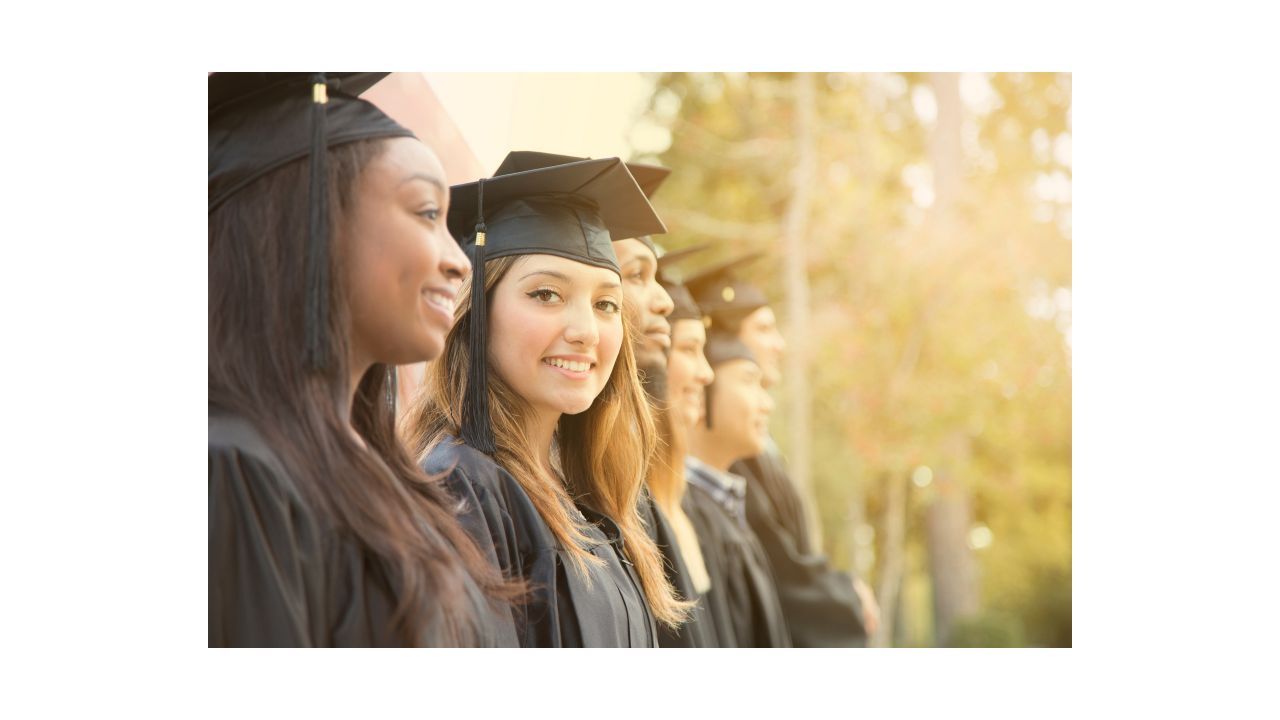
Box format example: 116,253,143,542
600,318,624,366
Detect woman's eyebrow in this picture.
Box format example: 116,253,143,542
626,254,654,270
399,172,445,193
597,280,621,291
519,270,571,283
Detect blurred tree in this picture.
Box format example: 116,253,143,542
638,72,1071,647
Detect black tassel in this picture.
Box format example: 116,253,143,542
387,364,399,416
704,382,715,429
304,73,330,370
461,179,495,454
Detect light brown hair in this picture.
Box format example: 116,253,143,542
404,254,691,628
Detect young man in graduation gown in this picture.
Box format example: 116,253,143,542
616,163,718,648
684,334,791,647
686,256,880,647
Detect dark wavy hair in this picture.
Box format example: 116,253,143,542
209,138,518,646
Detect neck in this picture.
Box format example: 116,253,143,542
347,347,374,449
688,433,740,474
526,406,562,477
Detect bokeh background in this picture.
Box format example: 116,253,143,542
373,72,1072,647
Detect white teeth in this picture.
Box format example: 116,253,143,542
425,291,454,314
545,358,590,373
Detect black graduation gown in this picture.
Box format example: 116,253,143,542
424,436,658,647
639,493,717,648
732,447,868,647
681,462,791,648
208,409,519,647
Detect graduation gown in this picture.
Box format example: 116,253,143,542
731,444,868,647
424,436,658,647
682,458,791,648
208,408,519,647
639,493,717,648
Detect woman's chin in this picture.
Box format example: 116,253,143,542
554,395,597,416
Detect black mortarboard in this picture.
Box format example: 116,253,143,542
703,333,757,367
209,72,415,370
626,162,672,199
655,242,711,284
488,151,671,255
655,243,710,322
625,161,671,256
663,281,703,322
684,252,770,325
448,153,666,453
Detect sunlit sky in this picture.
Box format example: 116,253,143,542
423,73,661,173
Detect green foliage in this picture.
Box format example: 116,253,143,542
640,73,1071,647
947,611,1028,648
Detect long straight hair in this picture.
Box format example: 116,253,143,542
641,365,712,593
404,255,691,628
209,138,517,646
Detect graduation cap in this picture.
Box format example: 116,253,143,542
662,281,703,322
209,72,415,370
683,252,770,327
655,242,711,284
703,333,757,367
622,161,670,256
488,151,671,254
448,153,666,453
654,243,710,322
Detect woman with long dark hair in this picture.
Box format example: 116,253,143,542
404,155,690,646
209,73,518,647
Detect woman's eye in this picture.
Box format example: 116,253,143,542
527,288,561,303
417,207,441,221
595,299,620,314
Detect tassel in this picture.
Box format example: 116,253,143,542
304,73,330,370
387,364,399,416
461,179,496,453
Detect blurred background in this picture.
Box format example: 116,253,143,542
372,72,1072,647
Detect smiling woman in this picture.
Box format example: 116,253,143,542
489,256,625,421
208,73,520,647
403,152,691,646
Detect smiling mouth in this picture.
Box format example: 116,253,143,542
422,289,455,315
543,357,595,373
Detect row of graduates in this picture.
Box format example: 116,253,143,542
209,72,876,647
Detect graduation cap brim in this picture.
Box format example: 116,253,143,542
657,242,712,279
494,151,673,200
625,162,671,199
209,72,390,117
448,157,666,243
683,251,767,295
209,72,413,211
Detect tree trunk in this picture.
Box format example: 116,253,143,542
782,71,822,548
922,73,981,645
872,470,908,647
925,465,980,645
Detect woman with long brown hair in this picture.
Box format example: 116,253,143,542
477,153,716,647
404,154,689,646
209,73,517,646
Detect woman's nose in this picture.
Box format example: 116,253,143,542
438,231,470,282
562,301,600,347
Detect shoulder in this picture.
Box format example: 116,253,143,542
423,436,519,499
423,437,543,528
208,409,301,504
